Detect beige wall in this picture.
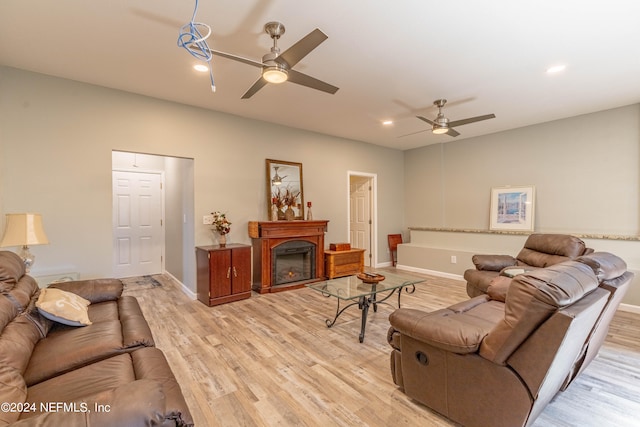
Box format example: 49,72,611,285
402,104,640,307
3,66,638,307
0,67,404,291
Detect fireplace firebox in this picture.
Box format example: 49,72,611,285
272,240,316,286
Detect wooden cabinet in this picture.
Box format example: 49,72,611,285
324,248,366,279
196,244,251,306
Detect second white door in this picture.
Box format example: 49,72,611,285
350,175,372,267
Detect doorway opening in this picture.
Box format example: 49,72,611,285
111,151,194,285
348,172,377,268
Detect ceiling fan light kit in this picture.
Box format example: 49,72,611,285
263,65,288,84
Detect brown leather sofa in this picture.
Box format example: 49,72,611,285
0,251,194,426
464,233,591,298
388,252,632,427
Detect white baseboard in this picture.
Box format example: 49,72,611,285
396,264,464,281
618,303,640,314
163,271,197,300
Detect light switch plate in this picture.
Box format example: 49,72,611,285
203,214,214,225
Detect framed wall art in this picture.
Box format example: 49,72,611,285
489,186,535,231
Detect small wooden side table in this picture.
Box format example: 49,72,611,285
324,248,366,279
196,244,252,306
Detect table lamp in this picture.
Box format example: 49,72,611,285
0,213,50,271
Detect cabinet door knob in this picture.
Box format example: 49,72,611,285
227,267,231,279
233,266,238,277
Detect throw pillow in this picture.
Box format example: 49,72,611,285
36,287,92,326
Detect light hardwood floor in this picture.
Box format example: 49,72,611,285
123,270,640,427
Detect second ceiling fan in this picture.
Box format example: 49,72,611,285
415,99,495,137
202,21,339,99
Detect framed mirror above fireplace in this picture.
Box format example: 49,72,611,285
266,159,305,220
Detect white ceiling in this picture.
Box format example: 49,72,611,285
2,0,640,150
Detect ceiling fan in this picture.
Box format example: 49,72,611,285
272,166,286,186
415,99,495,137
199,21,339,99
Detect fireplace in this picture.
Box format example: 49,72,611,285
272,240,316,286
248,220,328,293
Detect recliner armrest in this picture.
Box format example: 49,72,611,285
472,254,517,271
389,308,490,354
48,279,124,303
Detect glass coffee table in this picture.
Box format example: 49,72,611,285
306,271,425,342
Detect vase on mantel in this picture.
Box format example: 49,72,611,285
284,207,295,221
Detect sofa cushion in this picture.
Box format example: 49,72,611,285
577,252,628,281
389,302,501,354
48,279,124,304
0,251,26,291
22,348,193,427
36,288,92,326
24,319,126,386
516,234,586,268
25,297,155,386
22,353,136,420
472,254,516,271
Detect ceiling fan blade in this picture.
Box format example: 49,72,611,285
287,69,339,94
241,78,269,99
448,114,496,128
416,115,436,126
206,48,265,68
275,28,328,68
446,128,460,137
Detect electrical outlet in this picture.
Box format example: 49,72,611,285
451,255,457,264
203,214,214,225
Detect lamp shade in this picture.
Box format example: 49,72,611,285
0,213,49,247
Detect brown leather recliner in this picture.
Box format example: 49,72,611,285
388,252,632,427
0,251,193,426
464,233,591,298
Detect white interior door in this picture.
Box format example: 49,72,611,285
112,170,164,277
350,176,372,267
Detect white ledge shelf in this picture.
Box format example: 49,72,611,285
407,227,640,241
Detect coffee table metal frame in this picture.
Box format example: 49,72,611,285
306,271,425,342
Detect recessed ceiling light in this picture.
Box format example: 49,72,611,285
546,65,566,74
382,120,393,125
193,64,209,72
